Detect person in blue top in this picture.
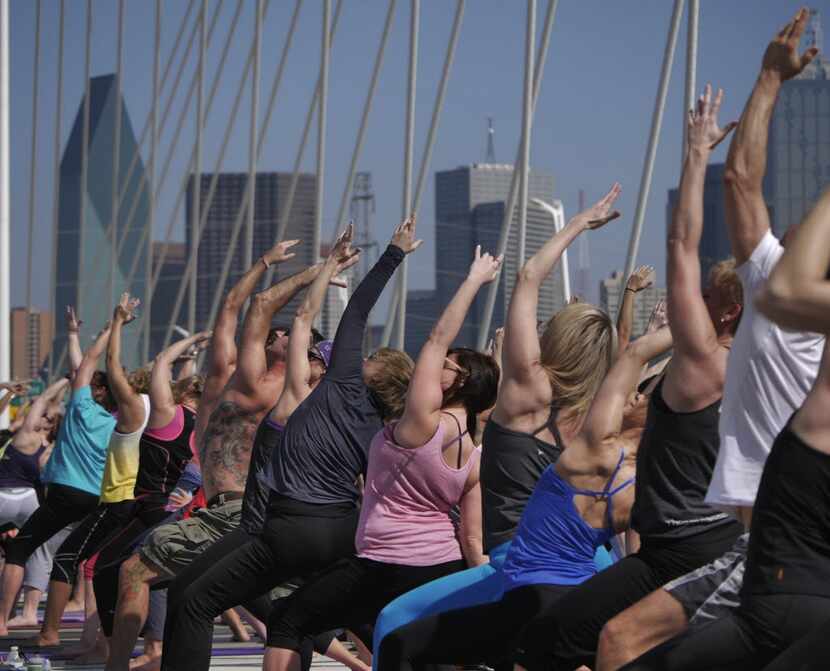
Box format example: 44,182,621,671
376,306,673,671
0,314,117,636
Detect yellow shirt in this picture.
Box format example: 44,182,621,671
99,395,150,503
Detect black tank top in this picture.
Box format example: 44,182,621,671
631,380,737,540
0,439,44,489
134,406,196,501
480,410,564,553
743,419,830,598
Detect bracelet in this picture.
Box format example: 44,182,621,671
261,257,270,270
625,287,637,294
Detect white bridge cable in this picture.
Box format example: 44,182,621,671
47,0,65,379
25,0,41,330
622,0,684,280
475,0,559,350
313,0,331,302
115,0,229,266
204,0,345,341
161,0,298,348
333,0,397,232
391,0,419,350
145,0,161,363
245,0,263,277
188,0,207,334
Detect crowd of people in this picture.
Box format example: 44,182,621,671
0,8,828,670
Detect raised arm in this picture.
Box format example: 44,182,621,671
724,8,818,264
667,86,736,361
205,239,300,400
582,302,672,448
617,266,655,353
756,184,830,333
107,293,147,434
327,217,421,380
0,382,28,419
74,321,112,390
273,227,359,424
233,264,330,392
14,378,69,451
149,331,211,429
394,246,502,449
65,306,84,375
500,186,621,406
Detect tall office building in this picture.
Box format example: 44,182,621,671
52,74,150,371
600,271,666,340
186,173,316,331
404,163,557,354
149,241,187,357
10,308,52,380
765,19,830,236
317,243,354,339
667,162,730,280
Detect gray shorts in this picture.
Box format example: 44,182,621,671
139,498,242,579
664,532,749,625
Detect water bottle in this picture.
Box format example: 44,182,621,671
5,647,23,669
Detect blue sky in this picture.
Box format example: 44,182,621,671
9,0,829,324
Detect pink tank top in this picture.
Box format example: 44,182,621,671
355,417,481,566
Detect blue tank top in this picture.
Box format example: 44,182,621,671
501,451,634,591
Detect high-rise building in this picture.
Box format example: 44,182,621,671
600,271,666,340
149,241,187,357
10,308,52,380
52,74,150,371
187,173,316,331
317,243,354,340
667,162,730,280
765,11,830,236
404,163,557,355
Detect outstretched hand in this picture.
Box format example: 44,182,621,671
468,245,503,285
627,265,656,293
390,216,423,255
688,84,737,151
763,7,819,82
572,183,622,230
114,292,141,325
264,239,301,265
65,306,82,333
646,298,668,334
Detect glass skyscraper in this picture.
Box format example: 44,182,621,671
53,74,150,372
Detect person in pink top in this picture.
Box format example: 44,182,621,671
262,245,503,671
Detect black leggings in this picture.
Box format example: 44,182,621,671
90,498,172,636
267,555,465,651
50,500,136,584
4,483,99,567
761,615,830,671
163,526,337,671
160,495,359,671
621,593,830,671
515,522,742,670
377,583,570,671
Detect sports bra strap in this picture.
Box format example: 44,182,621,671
569,449,636,532
532,405,564,447
440,411,469,469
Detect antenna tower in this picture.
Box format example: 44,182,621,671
350,172,378,350
485,117,496,163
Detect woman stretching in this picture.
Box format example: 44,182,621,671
377,306,672,670
622,175,830,670
373,187,622,658
265,245,502,670
160,219,420,671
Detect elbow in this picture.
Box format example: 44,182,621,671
723,164,760,196
516,265,542,287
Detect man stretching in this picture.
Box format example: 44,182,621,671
104,241,335,671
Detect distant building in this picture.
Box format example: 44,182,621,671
10,308,51,380
318,243,353,340
187,172,317,331
149,241,187,357
52,74,150,370
600,271,666,340
765,40,830,236
404,163,557,355
668,163,730,280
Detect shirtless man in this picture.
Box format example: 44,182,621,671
104,240,341,671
